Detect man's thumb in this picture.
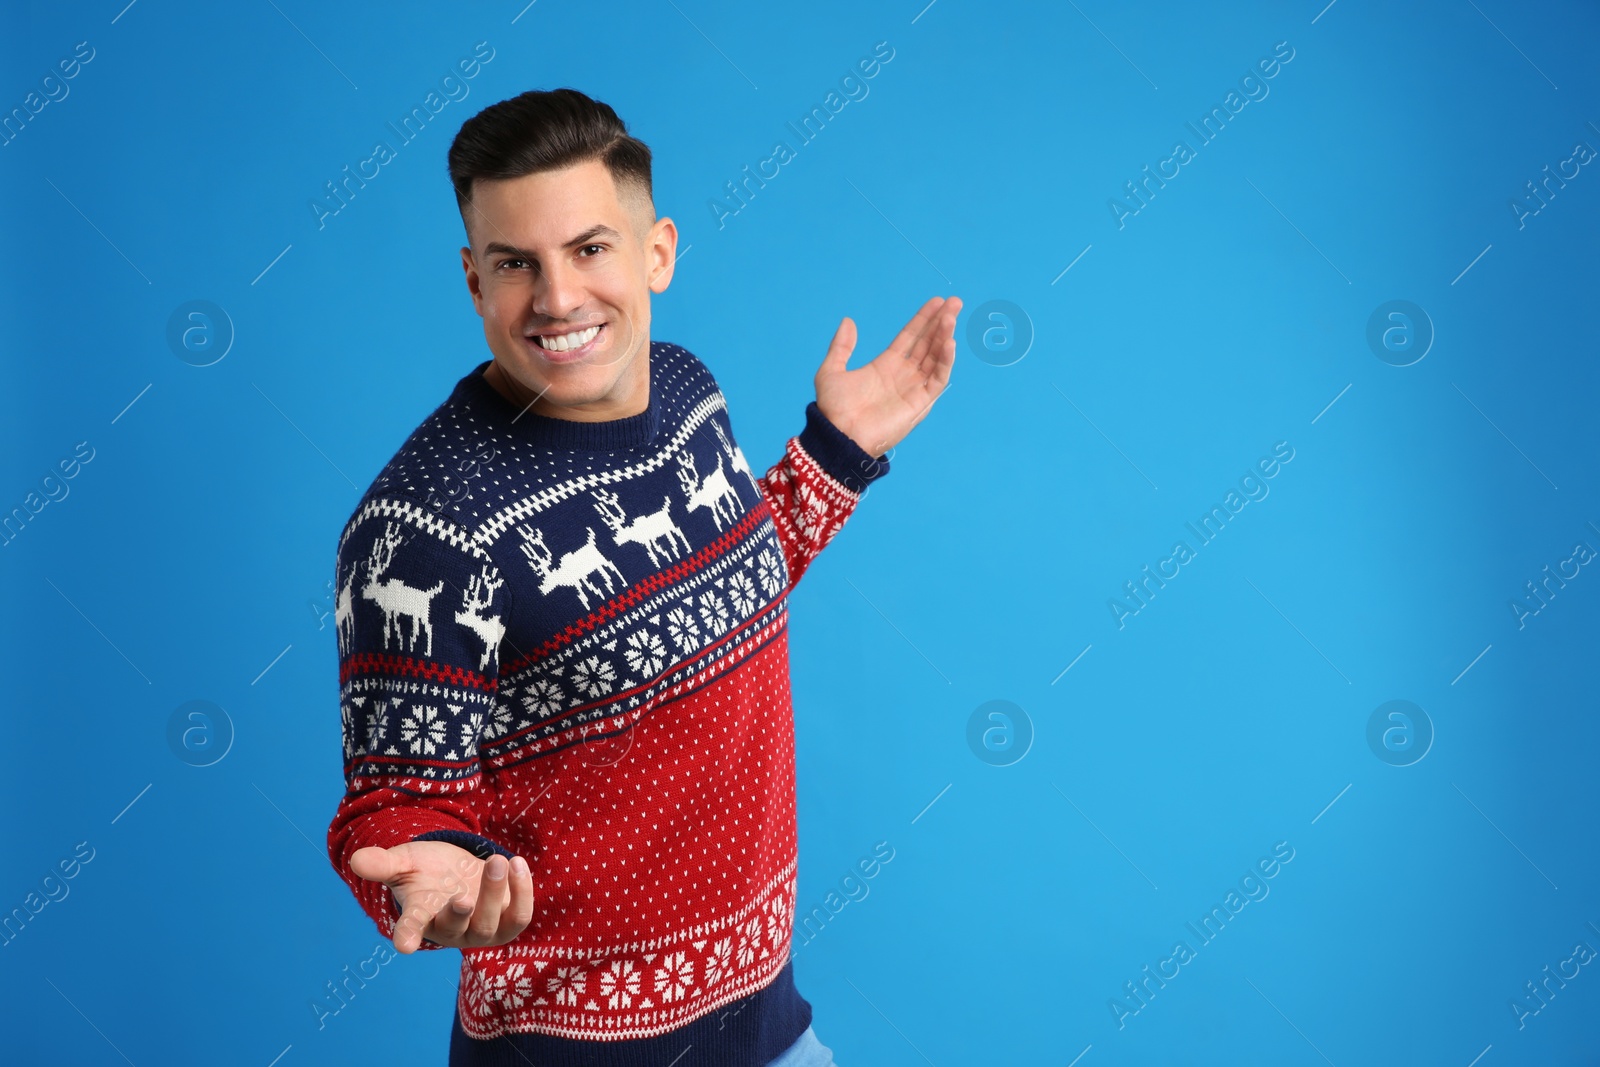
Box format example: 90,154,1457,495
349,845,400,884
823,316,857,374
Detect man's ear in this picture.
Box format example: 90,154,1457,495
647,215,677,294
460,244,486,315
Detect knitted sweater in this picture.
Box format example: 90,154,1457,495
325,341,888,1067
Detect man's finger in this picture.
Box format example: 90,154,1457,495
495,855,536,943
467,854,511,944
427,881,477,946
901,296,954,372
928,297,962,366
939,296,962,335
394,887,452,954
886,296,944,360
909,297,962,376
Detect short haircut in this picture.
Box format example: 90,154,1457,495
447,87,655,244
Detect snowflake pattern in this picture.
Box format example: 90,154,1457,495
460,708,484,749
570,655,617,699
461,971,491,1021
766,891,794,946
654,950,695,1003
548,964,585,1007
598,958,640,1009
793,482,829,544
755,547,784,596
487,962,535,1011
726,568,757,618
339,697,356,753
487,701,516,738
698,587,730,637
400,704,448,755
623,626,667,678
363,701,391,754
519,676,565,720
735,913,763,968
703,936,734,987
665,604,700,650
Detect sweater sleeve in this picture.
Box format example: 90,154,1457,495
756,400,890,593
325,496,515,949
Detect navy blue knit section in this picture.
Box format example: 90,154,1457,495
365,342,886,529
411,829,514,861
798,400,889,493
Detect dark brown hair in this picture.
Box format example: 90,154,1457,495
447,87,654,241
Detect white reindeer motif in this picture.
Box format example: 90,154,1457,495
711,419,758,493
517,524,627,611
453,567,506,672
592,488,691,568
361,522,444,657
676,450,743,531
334,562,358,656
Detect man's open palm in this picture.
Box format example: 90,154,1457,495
814,295,963,459
350,841,534,954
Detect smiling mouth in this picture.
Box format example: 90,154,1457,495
528,323,604,352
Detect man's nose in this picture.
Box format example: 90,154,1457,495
533,259,585,320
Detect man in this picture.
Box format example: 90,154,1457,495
326,86,960,1067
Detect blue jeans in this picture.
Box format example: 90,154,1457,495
765,1025,838,1067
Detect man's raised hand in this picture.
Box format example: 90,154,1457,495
813,295,963,459
349,840,534,954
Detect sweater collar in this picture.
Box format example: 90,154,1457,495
459,343,663,452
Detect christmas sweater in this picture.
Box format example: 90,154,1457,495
325,342,888,1067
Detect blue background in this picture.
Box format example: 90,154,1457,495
3,0,1598,1063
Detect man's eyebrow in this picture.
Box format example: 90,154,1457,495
482,225,624,259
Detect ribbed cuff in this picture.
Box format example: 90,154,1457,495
798,401,890,494
411,829,516,860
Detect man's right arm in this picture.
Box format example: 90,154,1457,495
325,495,525,950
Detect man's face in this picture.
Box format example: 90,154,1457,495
459,158,676,422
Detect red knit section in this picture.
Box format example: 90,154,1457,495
453,632,801,1041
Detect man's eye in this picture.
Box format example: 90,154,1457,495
579,244,605,257
498,258,529,271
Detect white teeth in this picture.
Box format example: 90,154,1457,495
533,325,601,352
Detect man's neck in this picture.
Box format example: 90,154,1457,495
484,347,651,423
